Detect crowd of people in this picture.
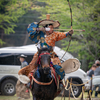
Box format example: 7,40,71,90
87,60,100,97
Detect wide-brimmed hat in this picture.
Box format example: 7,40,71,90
38,14,60,28
18,54,27,58
61,58,80,74
18,75,30,84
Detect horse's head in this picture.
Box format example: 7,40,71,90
37,47,51,74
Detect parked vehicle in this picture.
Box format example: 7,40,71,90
0,44,89,97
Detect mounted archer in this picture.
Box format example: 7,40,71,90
18,14,73,89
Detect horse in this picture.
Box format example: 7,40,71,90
31,47,58,100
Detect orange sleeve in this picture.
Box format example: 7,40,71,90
54,31,67,41
45,31,68,46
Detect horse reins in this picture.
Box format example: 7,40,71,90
29,52,53,85
29,68,53,85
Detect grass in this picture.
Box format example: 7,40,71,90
0,91,100,100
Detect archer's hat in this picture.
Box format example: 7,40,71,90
38,14,60,28
18,54,27,58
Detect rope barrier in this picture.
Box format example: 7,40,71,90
71,84,79,100
62,78,93,100
69,78,72,100
89,90,92,100
64,77,92,87
63,79,71,90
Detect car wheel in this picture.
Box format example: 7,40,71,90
64,81,82,97
71,81,82,97
1,79,16,96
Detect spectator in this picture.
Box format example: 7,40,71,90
93,60,100,97
87,64,96,95
94,60,100,76
87,64,96,77
18,54,28,69
16,54,30,99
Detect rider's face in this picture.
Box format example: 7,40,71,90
48,25,54,34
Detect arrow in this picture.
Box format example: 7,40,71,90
54,29,85,32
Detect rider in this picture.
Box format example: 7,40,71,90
18,14,73,83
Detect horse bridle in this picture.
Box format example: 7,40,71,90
29,52,53,85
37,52,51,65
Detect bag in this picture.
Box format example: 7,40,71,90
16,80,30,99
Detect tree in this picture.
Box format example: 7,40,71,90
0,0,31,46
61,0,100,70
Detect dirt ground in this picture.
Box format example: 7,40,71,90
0,92,100,100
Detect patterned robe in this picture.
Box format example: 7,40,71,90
27,22,69,48
18,22,70,80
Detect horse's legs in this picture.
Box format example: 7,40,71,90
33,96,36,100
33,96,54,100
50,99,54,100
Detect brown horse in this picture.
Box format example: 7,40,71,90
31,48,58,100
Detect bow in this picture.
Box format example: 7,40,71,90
61,0,72,60
67,0,72,30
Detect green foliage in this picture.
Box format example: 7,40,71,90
0,0,31,36
0,39,5,45
69,0,100,69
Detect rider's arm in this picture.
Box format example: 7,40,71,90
45,31,73,46
27,22,44,43
54,30,73,41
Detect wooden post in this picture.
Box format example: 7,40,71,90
89,77,92,100
80,86,84,100
69,78,72,100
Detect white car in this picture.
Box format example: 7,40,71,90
0,44,90,97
